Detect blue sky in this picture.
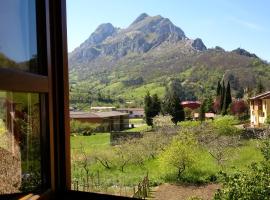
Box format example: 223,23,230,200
67,0,270,61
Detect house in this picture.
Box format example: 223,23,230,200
194,112,215,120
250,91,270,127
70,111,129,131
116,108,144,118
181,101,201,110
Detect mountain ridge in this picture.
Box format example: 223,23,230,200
68,13,270,108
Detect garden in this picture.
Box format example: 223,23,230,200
70,115,269,199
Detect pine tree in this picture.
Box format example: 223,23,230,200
163,90,185,125
222,82,232,115
144,92,153,126
152,94,161,117
169,90,185,125
199,100,206,122
220,80,225,113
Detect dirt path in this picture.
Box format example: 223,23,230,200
150,183,220,200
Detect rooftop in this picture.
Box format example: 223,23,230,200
70,111,128,119
116,108,144,111
250,91,270,100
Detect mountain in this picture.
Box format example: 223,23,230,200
69,13,270,108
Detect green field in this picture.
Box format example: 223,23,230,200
70,133,263,188
70,116,266,197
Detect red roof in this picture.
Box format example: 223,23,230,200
181,101,201,110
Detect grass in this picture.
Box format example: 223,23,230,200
71,133,110,153
225,139,263,173
70,124,265,195
129,118,145,125
125,125,151,132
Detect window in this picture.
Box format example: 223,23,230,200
0,91,42,193
0,0,45,74
0,0,51,197
2,1,269,200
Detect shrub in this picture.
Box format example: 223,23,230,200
159,134,197,179
178,120,200,128
260,139,270,161
212,115,240,135
70,120,99,135
214,162,270,200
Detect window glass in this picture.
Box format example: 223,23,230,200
0,91,42,194
0,0,39,73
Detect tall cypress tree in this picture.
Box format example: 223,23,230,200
219,80,225,113
152,94,161,117
144,92,153,126
222,82,232,115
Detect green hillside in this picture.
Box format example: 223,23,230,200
68,14,270,109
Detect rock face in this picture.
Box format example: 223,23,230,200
69,13,199,67
232,48,258,58
191,38,207,51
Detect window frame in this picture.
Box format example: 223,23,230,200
0,0,137,199
0,0,70,198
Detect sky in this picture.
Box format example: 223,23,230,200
67,0,270,61
0,0,37,62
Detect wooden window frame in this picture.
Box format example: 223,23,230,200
0,0,136,199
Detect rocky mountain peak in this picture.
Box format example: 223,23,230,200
232,48,258,59
191,38,207,51
81,23,117,47
131,13,149,25
69,14,205,66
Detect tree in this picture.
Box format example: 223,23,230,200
144,92,161,126
200,134,239,166
144,92,154,126
199,100,206,122
165,90,185,125
222,82,232,115
220,80,225,113
256,79,265,94
230,100,248,117
214,162,270,200
152,94,161,117
204,96,214,112
162,80,185,125
159,135,197,178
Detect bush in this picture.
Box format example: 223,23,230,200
178,120,200,128
214,162,270,200
212,115,240,135
70,120,99,135
159,134,197,179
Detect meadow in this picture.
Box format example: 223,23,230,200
70,116,264,197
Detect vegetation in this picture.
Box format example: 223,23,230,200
162,79,185,124
144,92,161,126
71,115,266,197
70,120,100,135
159,133,197,178
214,139,270,200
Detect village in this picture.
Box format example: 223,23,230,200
69,79,270,198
